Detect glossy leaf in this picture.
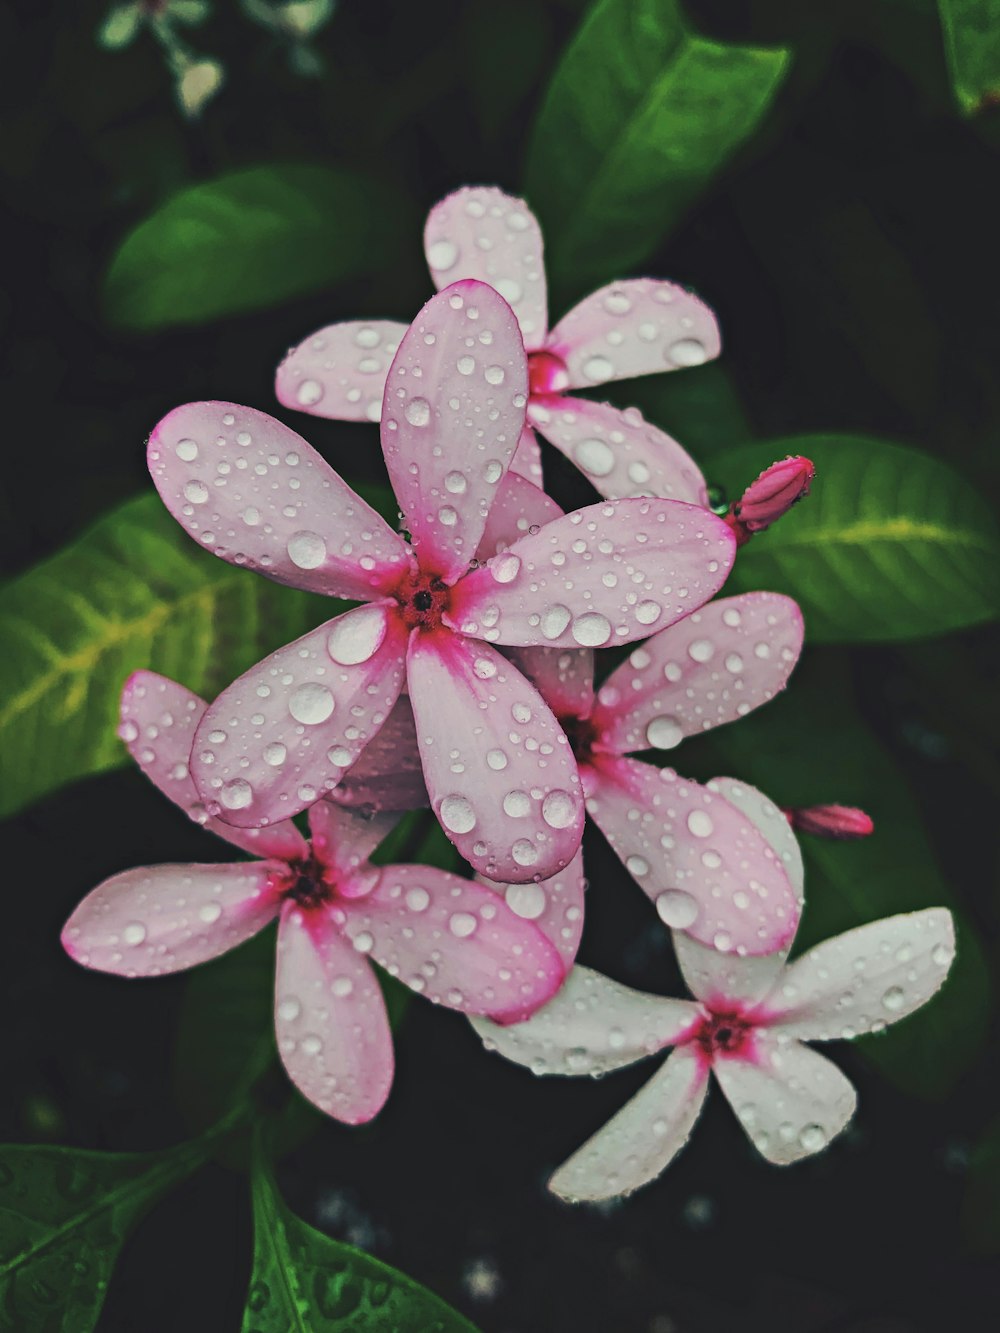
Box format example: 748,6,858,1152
0,493,330,819
525,0,791,290
711,436,1000,642
938,0,1000,114
243,1157,477,1332
0,1140,205,1331
104,165,412,329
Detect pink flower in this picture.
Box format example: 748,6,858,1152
476,794,955,1201
149,281,736,882
275,185,718,504
62,672,566,1124
723,455,816,547
506,591,805,955
785,804,875,839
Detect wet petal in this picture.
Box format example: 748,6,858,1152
548,278,720,388
549,1048,709,1202
307,801,400,880
336,864,563,1022
477,847,588,972
120,671,307,862
761,909,955,1040
62,861,282,976
191,604,407,828
511,425,544,486
672,933,789,1011
591,594,804,755
423,186,548,347
707,775,805,904
148,402,408,600
406,631,584,883
275,903,393,1124
528,396,706,503
473,964,699,1075
327,695,428,812
380,281,528,581
712,1035,857,1165
505,645,595,721
450,498,735,649
475,469,562,563
584,757,799,956
274,320,408,422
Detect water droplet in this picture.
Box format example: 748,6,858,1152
175,438,199,462
445,469,468,493
572,612,612,647
449,912,478,938
646,716,683,750
288,683,335,725
512,838,539,867
688,639,714,663
687,810,714,838
799,1123,826,1152
352,931,374,953
503,790,531,818
300,1034,323,1055
331,976,354,998
221,779,253,810
327,606,386,665
428,239,458,270
655,890,699,929
287,530,327,570
582,355,614,381
492,554,521,584
542,789,577,829
932,943,952,967
184,481,208,505
485,365,505,385
264,742,287,767
297,379,324,405
542,604,572,640
405,397,431,427
635,600,661,625
626,854,650,878
440,794,476,833
438,505,458,526
277,997,300,1021
505,882,546,919
573,438,615,477
669,338,708,367
882,985,905,1012
457,356,476,376
122,922,147,946
405,886,430,912
199,902,222,924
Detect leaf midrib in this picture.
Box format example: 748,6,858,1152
751,515,998,557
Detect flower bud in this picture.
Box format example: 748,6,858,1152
784,804,874,840
725,456,815,546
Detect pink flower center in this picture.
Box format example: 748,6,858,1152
558,712,598,765
527,349,570,398
393,568,453,631
686,1007,755,1062
283,852,334,910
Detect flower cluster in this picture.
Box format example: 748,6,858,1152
63,187,954,1201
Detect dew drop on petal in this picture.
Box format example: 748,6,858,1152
655,890,700,929
542,789,577,829
287,530,327,570
505,882,547,920
221,778,253,810
573,438,615,477
405,397,431,427
122,922,147,946
175,438,199,462
288,683,335,725
327,606,386,665
405,886,430,912
264,743,287,767
882,986,905,1012
440,795,476,833
572,612,612,647
449,912,478,938
687,810,714,838
428,240,458,270
646,716,683,750
503,790,531,818
512,838,540,867
297,379,324,406
668,338,708,367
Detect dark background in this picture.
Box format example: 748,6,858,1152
2,2,999,1330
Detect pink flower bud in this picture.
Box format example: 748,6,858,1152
784,804,875,840
725,456,815,546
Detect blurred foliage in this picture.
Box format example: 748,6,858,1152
963,1112,1000,1251
937,0,1000,113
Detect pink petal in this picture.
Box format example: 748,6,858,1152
148,402,409,601
711,1035,857,1165
406,631,584,883
380,282,528,581
584,756,799,955
274,903,393,1124
307,800,399,880
672,933,789,1010
475,470,562,563
591,594,804,755
547,278,721,389
761,908,955,1040
707,775,805,903
477,847,588,972
505,645,595,721
120,672,308,862
327,695,428,812
473,964,699,1075
191,603,407,828
448,499,735,649
274,320,408,422
423,186,548,348
528,396,706,503
548,1047,709,1202
336,863,564,1022
511,425,544,486
61,861,283,976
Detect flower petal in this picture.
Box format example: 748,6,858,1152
672,933,790,1011
307,800,399,880
512,425,544,486
191,604,407,827
149,402,408,600
584,756,799,956
61,861,282,976
591,593,804,756
548,1047,709,1202
472,965,699,1075
336,864,564,1021
380,282,528,580
274,320,408,422
528,396,706,503
423,186,548,347
761,908,956,1040
275,903,393,1124
548,278,720,389
448,499,735,648
477,847,588,973
712,1035,857,1165
505,645,595,721
475,469,562,563
407,631,584,883
121,671,307,862
707,775,805,903
327,695,428,812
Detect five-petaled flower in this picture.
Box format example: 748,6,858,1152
149,280,736,883
62,672,567,1124
475,792,954,1202
276,185,717,505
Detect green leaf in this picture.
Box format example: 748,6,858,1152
710,435,1000,642
243,1156,478,1333
0,492,331,819
680,651,991,1099
104,164,413,329
524,0,791,292
0,1139,205,1331
938,0,1000,114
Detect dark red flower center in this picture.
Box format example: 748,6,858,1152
688,1008,755,1061
394,568,452,631
558,712,598,765
527,349,570,398
283,853,334,910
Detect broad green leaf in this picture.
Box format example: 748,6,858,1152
0,1139,205,1331
524,0,791,291
710,436,1000,642
462,0,553,140
243,1158,477,1332
963,1114,1000,1251
104,164,412,329
0,492,330,819
680,652,991,1099
938,1,1000,114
